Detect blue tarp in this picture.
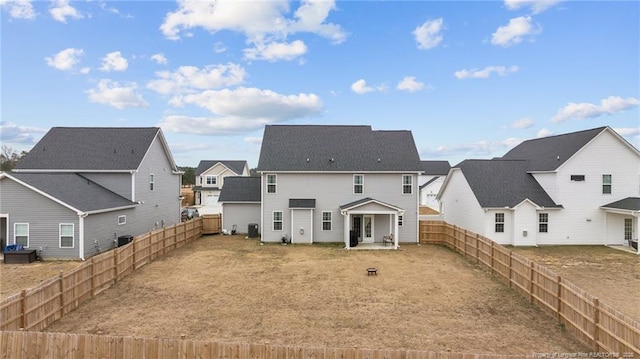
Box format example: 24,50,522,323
4,244,24,252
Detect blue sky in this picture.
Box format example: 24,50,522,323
1,0,638,168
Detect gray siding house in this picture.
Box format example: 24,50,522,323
192,160,250,214
0,127,182,260
255,125,422,248
218,176,261,234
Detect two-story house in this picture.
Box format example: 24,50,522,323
437,126,640,251
418,160,450,211
0,127,182,260
255,125,423,248
192,160,249,214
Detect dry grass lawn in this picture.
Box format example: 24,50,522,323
1,258,81,299
510,245,640,320
44,235,587,355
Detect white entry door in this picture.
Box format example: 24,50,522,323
363,215,374,243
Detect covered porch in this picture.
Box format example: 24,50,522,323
601,197,640,255
340,197,404,250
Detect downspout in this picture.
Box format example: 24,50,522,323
79,213,87,261
260,174,264,243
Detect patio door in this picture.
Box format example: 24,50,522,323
363,215,374,243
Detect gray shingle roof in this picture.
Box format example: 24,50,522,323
256,125,422,172
601,197,640,211
339,197,403,211
7,172,137,212
218,177,261,202
455,159,560,208
195,160,247,176
501,127,607,171
421,160,451,175
289,199,316,208
15,127,163,171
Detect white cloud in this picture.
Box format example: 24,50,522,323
244,40,307,61
413,18,444,50
45,48,84,71
504,0,562,14
0,0,36,19
151,53,168,65
214,42,227,53
350,79,386,94
0,121,47,145
551,96,640,123
422,138,515,159
454,65,519,79
510,118,535,129
397,76,425,92
87,79,148,109
49,0,83,23
159,0,345,62
491,16,540,47
244,136,263,145
614,127,640,137
160,87,323,135
100,51,128,72
147,63,246,95
537,128,553,137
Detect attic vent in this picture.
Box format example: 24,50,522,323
330,158,334,162
377,158,381,162
306,158,310,162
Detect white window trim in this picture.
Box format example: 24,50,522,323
538,213,549,233
149,173,155,191
59,223,75,248
495,213,505,233
14,223,29,248
353,174,364,194
322,211,332,231
206,175,217,186
267,174,277,194
402,174,413,195
398,215,404,227
273,210,283,231
118,215,126,225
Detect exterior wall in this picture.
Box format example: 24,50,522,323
197,165,240,189
0,178,80,259
482,210,513,245
420,177,444,209
83,207,137,258
603,212,632,246
198,189,222,214
221,203,261,234
534,130,640,245
512,202,538,246
260,172,419,244
440,170,486,236
81,173,133,200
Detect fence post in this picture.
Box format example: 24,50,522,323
114,249,119,283
556,276,562,322
20,289,27,330
90,257,96,297
475,234,479,264
508,251,513,288
463,229,467,258
58,272,65,317
490,241,495,275
529,261,535,303
592,298,600,351
162,227,167,255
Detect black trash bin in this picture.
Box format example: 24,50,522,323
248,223,259,238
117,235,133,247
350,230,358,247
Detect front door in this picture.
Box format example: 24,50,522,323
363,215,374,243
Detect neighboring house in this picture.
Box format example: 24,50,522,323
219,176,261,234
0,127,182,260
418,160,450,210
438,126,640,250
192,160,250,214
255,125,423,248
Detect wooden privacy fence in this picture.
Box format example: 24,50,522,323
419,220,640,355
0,217,208,332
0,331,533,359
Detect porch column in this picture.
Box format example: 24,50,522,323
636,215,640,255
343,212,350,249
394,213,399,249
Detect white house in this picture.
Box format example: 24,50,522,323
192,160,250,214
418,160,450,211
438,126,640,252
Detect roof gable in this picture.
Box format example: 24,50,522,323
195,160,248,176
15,127,175,172
218,177,261,202
256,125,422,172
421,160,451,175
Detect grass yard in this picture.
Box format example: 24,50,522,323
44,235,587,355
510,245,640,320
0,258,81,299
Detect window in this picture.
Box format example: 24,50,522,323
14,223,29,247
602,174,612,194
353,174,364,194
402,175,413,194
60,224,74,248
625,218,633,241
322,211,332,231
267,174,277,194
149,174,155,191
118,215,126,225
495,213,505,233
570,175,585,181
206,175,217,185
539,213,548,233
273,211,283,231
398,215,404,226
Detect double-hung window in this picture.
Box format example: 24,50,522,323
273,211,283,231
60,224,74,248
602,174,612,194
402,175,412,194
14,223,29,247
149,174,155,191
539,213,548,233
206,175,217,185
353,174,364,194
398,215,404,226
322,211,332,231
267,174,277,194
495,213,505,233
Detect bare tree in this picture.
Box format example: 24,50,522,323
0,145,27,172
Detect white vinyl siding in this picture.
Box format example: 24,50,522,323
59,223,74,248
402,175,412,194
267,174,277,194
273,211,283,231
353,174,364,194
14,223,29,247
322,211,332,231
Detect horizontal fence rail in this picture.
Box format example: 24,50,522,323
1,217,210,332
419,221,640,354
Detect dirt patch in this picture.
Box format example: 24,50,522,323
510,245,640,320
1,259,82,299
45,236,587,354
